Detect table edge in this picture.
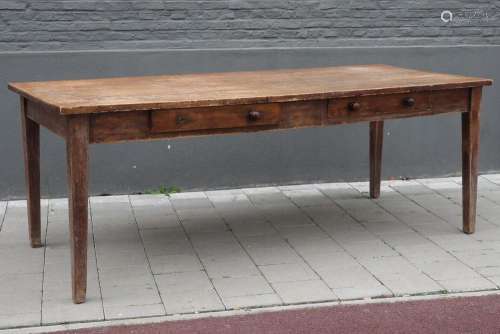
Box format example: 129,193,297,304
8,80,492,115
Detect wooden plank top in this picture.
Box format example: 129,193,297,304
8,64,492,115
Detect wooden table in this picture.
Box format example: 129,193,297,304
8,65,492,304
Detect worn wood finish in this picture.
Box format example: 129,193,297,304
462,87,482,234
151,103,281,133
369,121,384,199
327,89,469,124
9,65,492,304
20,97,42,248
88,89,470,144
90,111,150,143
280,100,326,128
8,65,491,115
26,100,67,138
66,115,89,303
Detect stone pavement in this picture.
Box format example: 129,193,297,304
2,175,500,330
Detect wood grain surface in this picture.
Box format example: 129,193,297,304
8,65,492,115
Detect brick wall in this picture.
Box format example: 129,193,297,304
0,1,498,51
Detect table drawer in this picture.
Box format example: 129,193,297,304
327,89,468,122
150,103,280,133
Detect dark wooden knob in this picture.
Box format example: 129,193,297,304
347,101,361,111
403,97,415,107
248,110,261,121
176,115,188,125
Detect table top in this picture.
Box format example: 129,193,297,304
9,64,492,115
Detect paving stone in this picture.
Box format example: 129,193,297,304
301,251,359,271
42,294,104,325
181,216,228,234
218,210,267,225
205,189,245,196
476,266,500,277
341,239,398,259
379,275,444,296
358,256,422,281
203,255,261,279
134,213,180,230
149,253,202,274
419,260,482,281
396,244,454,265
272,280,337,304
222,293,282,310
333,285,392,300
104,303,165,320
207,193,254,210
229,221,276,237
264,210,313,228
315,183,361,199
213,275,274,298
4,177,500,330
438,277,497,292
259,262,318,283
129,194,172,207
363,220,414,235
156,271,224,314
169,196,213,210
317,264,383,290
429,235,489,253
452,251,500,269
336,198,398,224
0,292,42,315
244,245,302,266
0,313,40,329
283,189,332,207
301,205,350,224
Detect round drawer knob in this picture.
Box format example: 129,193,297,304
347,101,361,112
403,97,415,107
248,110,261,121
176,115,187,125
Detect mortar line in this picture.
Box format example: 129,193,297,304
471,176,500,208
5,289,500,333
291,186,402,296
339,184,450,290
39,200,50,325
0,201,8,232
241,190,345,299
204,193,286,306
476,175,500,188
386,181,500,288
417,177,500,228
167,196,226,311
127,195,167,315
346,183,457,282
88,198,106,320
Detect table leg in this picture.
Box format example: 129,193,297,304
20,97,42,248
369,120,384,199
462,87,482,234
66,115,89,303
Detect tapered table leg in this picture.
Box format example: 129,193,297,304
20,97,42,248
66,115,89,303
462,87,482,234
370,121,384,199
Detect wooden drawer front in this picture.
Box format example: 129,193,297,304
327,89,468,122
151,103,280,133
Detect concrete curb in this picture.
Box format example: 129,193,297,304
6,289,500,334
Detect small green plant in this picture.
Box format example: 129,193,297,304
145,185,181,196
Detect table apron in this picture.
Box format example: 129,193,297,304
25,88,470,144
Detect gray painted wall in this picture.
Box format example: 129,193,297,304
1,46,499,199
0,1,498,199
